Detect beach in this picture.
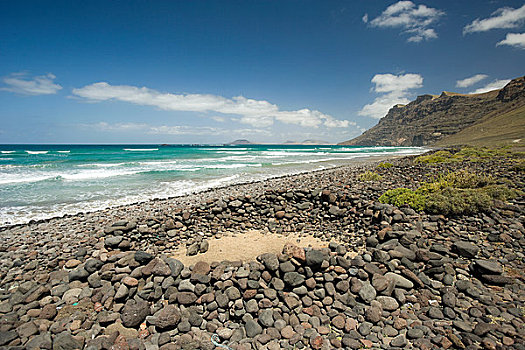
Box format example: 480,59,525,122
0,151,524,349
0,145,425,226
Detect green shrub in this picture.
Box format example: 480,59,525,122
358,171,383,182
379,188,426,211
425,187,492,215
512,160,525,172
415,146,514,165
379,169,517,216
376,162,394,169
442,169,493,188
482,184,519,201
415,150,454,164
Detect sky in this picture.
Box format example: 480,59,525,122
0,1,524,144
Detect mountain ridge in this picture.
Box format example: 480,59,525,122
340,76,525,147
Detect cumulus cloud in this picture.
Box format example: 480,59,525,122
82,122,272,136
72,82,349,129
366,1,445,42
456,74,488,88
1,73,62,95
358,73,423,119
496,32,525,49
464,4,525,34
469,79,511,94
371,73,423,92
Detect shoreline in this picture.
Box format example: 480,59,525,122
0,153,408,231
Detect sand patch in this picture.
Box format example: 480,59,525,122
171,230,330,266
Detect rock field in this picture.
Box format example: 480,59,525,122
0,154,524,349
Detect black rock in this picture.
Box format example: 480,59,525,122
121,299,150,327
84,258,103,274
305,249,326,267
454,241,479,258
134,251,154,264
283,272,305,287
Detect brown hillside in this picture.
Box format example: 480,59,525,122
340,76,525,147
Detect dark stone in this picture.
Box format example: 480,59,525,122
390,334,407,347
26,332,52,349
306,250,326,267
156,305,181,330
283,272,305,287
166,258,184,278
454,241,479,258
177,292,198,305
68,268,89,281
407,328,424,339
0,331,17,346
259,253,279,271
135,251,154,265
245,319,262,338
121,299,150,327
475,260,503,274
84,259,103,274
104,235,123,248
52,332,83,350
142,258,171,276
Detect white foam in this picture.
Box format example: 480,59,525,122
202,163,262,169
1,151,15,154
26,151,48,154
123,148,158,151
57,150,70,153
0,174,56,185
198,147,248,151
216,151,249,155
60,169,143,181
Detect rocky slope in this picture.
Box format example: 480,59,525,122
341,76,525,147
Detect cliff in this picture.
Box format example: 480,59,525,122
340,76,525,147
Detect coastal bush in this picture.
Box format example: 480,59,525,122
415,146,514,164
425,188,493,215
379,188,426,211
512,160,525,172
376,162,394,169
379,170,517,215
441,169,494,188
414,150,454,164
358,171,383,182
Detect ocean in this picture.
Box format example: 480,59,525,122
0,144,426,226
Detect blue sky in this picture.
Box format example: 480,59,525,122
0,1,524,144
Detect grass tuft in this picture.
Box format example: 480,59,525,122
359,171,383,182
376,162,394,169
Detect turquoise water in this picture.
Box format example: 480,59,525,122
0,144,425,226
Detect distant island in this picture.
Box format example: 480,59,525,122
228,139,253,145
227,139,332,145
340,75,525,148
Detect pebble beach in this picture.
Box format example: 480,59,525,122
0,152,524,349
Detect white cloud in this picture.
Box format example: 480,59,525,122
456,74,488,88
359,73,423,119
367,1,445,42
211,116,226,122
82,122,272,136
469,79,511,94
496,32,525,49
1,73,62,95
464,4,525,34
371,73,423,92
72,82,350,129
